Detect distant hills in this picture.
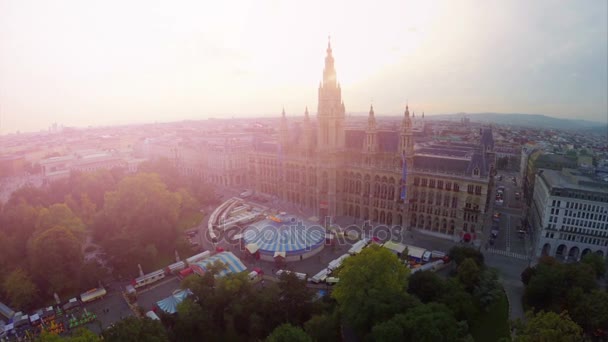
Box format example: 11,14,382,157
428,113,607,132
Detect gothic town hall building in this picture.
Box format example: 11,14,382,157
248,41,496,242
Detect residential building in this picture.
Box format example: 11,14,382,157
531,168,608,260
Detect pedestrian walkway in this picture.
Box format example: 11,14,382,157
487,248,529,260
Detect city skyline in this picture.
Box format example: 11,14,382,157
1,0,607,134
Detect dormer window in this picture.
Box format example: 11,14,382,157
473,168,480,176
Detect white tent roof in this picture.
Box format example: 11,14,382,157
246,243,260,254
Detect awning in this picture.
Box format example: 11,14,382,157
463,233,472,242
246,243,260,254
274,251,286,258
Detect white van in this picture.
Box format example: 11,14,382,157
422,250,432,262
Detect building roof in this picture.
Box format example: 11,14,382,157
539,168,608,194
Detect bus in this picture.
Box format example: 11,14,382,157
80,288,107,303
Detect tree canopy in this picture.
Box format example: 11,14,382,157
102,317,169,342
515,311,584,342
266,324,312,342
332,245,413,335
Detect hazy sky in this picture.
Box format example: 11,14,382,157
1,0,606,133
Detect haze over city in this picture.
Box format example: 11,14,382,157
1,0,607,134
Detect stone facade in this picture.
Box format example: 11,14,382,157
248,41,496,242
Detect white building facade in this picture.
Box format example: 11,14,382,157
532,168,608,261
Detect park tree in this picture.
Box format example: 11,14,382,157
449,246,484,267
0,202,40,257
580,252,606,279
277,271,314,325
3,267,39,310
65,194,97,226
170,299,214,342
37,328,99,341
436,278,479,323
457,258,481,292
5,185,51,208
408,270,445,303
96,173,183,274
371,303,466,342
332,245,414,335
29,226,84,295
472,268,503,311
101,173,181,250
568,290,608,336
36,203,85,236
523,260,597,312
304,312,340,342
266,323,312,342
514,311,584,342
102,317,169,342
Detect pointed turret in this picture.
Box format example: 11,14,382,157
279,108,288,150
367,105,376,129
399,104,414,156
317,38,345,150
322,36,336,86
302,107,313,154
364,104,378,153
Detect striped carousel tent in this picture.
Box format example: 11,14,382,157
156,289,193,314
242,213,325,258
190,251,247,278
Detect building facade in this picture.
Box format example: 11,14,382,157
248,41,496,242
531,168,608,260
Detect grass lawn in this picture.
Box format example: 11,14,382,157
470,291,510,342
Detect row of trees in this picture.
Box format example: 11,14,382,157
89,246,509,341
0,159,217,310
520,253,608,339
37,245,596,341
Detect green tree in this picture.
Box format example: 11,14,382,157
332,245,414,335
36,203,85,236
171,299,214,341
449,246,484,267
96,173,182,274
102,317,169,342
304,313,340,342
437,278,479,323
457,258,481,291
568,290,608,336
473,268,503,311
371,303,465,342
3,268,39,310
29,226,84,295
277,271,314,325
514,311,584,342
523,260,597,312
266,323,312,342
580,252,606,279
37,328,99,341
408,270,445,303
